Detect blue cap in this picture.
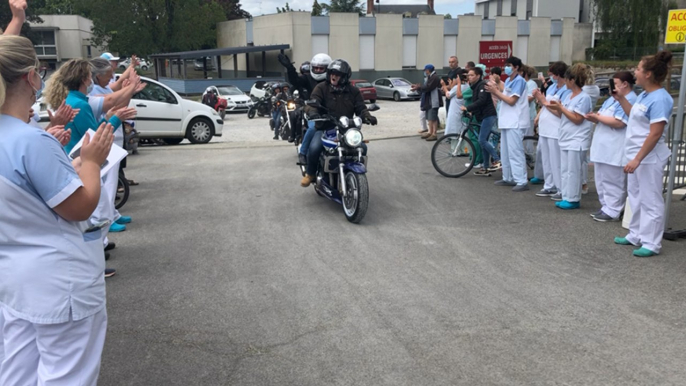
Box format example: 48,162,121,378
424,64,435,71
101,52,120,61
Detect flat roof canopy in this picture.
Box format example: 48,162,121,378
150,44,290,60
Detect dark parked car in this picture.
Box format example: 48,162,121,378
350,79,377,103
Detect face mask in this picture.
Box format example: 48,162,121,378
28,71,44,101
86,81,94,95
504,66,513,76
551,77,558,85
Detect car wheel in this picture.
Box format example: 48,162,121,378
163,138,183,145
141,66,148,71
393,92,400,102
119,65,126,70
186,117,214,144
369,99,376,103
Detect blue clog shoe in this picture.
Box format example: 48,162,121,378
116,216,132,225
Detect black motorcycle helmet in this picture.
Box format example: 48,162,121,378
280,82,291,92
326,59,352,87
300,61,310,75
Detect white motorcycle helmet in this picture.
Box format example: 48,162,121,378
310,53,332,82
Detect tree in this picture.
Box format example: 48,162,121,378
277,3,302,13
86,0,228,57
0,1,43,41
312,0,323,16
321,0,364,16
444,13,452,19
591,0,665,59
212,0,251,20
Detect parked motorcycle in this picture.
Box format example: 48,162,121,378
201,92,227,120
300,100,379,223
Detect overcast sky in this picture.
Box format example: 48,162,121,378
242,0,476,18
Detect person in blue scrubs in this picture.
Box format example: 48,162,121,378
0,34,115,385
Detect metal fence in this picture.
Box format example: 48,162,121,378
664,111,686,196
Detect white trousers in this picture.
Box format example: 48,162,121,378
594,162,627,218
419,110,427,132
560,149,584,203
533,141,544,179
582,151,589,185
500,128,528,185
90,161,122,246
0,307,107,386
540,136,562,192
626,160,668,253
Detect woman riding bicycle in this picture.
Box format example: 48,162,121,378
462,67,500,175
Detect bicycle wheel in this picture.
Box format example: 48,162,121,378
115,172,129,210
522,135,538,171
431,133,476,178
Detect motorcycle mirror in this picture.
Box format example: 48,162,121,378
366,103,380,112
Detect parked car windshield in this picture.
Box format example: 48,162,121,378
391,79,411,87
355,82,373,88
217,86,244,96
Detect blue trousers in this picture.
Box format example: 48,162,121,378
299,121,316,155
478,115,500,168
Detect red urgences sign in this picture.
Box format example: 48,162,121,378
479,41,513,70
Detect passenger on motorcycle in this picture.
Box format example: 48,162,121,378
271,84,282,139
300,59,378,187
202,87,218,109
278,53,332,164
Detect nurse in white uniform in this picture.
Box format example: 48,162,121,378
546,64,593,210
0,34,114,385
613,51,675,257
585,71,637,222
487,56,531,191
532,62,570,200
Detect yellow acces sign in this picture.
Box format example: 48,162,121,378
666,9,686,44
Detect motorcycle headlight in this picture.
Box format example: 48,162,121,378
271,96,276,103
287,101,296,110
353,117,363,128
343,129,363,147
339,116,350,129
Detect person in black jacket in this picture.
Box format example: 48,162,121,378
462,66,501,174
300,59,378,187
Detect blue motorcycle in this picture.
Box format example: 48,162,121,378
301,101,380,223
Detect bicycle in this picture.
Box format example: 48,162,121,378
431,113,501,178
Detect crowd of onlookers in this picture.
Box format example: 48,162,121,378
414,52,675,258
1,0,146,384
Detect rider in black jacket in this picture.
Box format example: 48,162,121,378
463,66,501,173
300,59,377,187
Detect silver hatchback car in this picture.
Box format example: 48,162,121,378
372,78,421,101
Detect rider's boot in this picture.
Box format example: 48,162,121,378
300,174,315,187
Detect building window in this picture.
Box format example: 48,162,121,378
402,35,417,68
87,45,92,58
497,0,503,16
34,30,57,57
484,2,489,19
511,0,517,16
526,0,533,19
359,36,375,70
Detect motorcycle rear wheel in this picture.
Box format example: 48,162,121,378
342,172,369,224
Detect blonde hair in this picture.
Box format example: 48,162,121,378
584,64,596,85
565,63,591,89
0,35,40,109
43,59,92,109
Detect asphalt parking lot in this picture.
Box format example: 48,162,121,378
101,134,686,385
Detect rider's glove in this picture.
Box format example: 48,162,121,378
364,114,378,126
277,54,292,68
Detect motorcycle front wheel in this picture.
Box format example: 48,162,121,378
247,108,256,119
342,171,369,224
115,171,129,210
